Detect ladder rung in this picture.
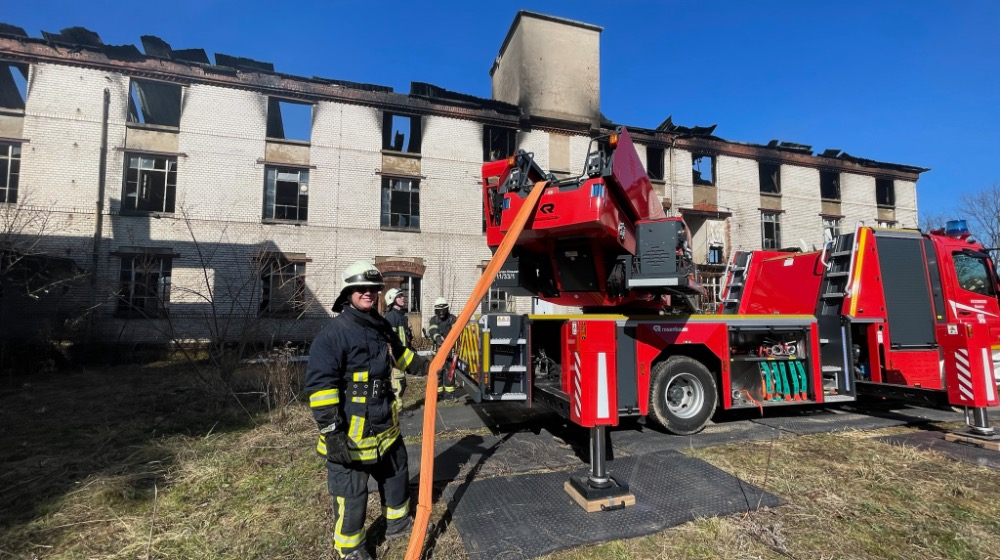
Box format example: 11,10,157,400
819,338,830,344
826,271,849,278
821,292,846,299
821,366,843,373
830,251,852,257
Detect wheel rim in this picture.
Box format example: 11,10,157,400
664,371,704,419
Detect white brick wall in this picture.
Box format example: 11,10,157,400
6,57,923,345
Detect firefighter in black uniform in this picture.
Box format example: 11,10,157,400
428,297,458,400
383,287,415,406
306,261,426,560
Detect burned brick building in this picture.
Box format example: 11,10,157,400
0,12,925,348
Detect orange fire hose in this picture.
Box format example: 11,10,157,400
404,180,547,560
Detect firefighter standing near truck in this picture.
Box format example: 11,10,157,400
383,287,414,408
428,297,458,400
306,261,427,560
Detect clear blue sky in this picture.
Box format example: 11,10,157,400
7,1,1000,220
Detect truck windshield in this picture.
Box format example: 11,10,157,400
952,251,997,296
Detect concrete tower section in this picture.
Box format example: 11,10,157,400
490,11,602,126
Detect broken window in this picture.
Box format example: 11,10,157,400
127,79,181,127
0,62,28,110
117,253,172,318
382,113,422,154
381,177,420,229
646,146,664,181
260,257,306,316
384,274,421,313
482,286,510,313
123,154,177,213
759,162,781,194
761,212,781,249
875,220,896,229
823,217,841,242
0,142,20,204
266,98,312,142
820,171,840,200
263,166,309,221
876,178,895,207
483,125,516,162
692,154,715,186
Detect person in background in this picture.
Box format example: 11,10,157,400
306,261,427,560
383,287,415,407
427,297,458,400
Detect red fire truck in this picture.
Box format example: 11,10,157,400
458,126,999,505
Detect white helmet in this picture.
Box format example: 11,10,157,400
332,261,384,312
434,297,449,310
384,287,403,307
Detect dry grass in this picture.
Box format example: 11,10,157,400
2,364,1000,560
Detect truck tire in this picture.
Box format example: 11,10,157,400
649,356,717,435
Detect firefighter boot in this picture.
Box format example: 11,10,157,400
385,515,414,540
342,548,372,560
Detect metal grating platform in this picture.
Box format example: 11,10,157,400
875,431,1000,470
611,421,782,455
451,449,782,559
751,409,913,434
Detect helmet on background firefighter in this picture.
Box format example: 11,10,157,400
434,297,449,319
384,287,403,308
331,261,384,313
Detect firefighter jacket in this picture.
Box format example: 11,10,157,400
306,305,420,464
428,312,457,345
385,307,413,346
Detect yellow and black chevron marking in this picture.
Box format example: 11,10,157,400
457,322,483,382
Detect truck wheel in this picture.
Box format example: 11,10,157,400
649,356,717,435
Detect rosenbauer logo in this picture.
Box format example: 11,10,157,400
652,325,688,333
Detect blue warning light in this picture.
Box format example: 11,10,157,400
944,220,969,236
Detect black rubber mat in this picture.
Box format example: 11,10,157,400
404,429,587,484
752,409,912,434
611,421,782,455
875,431,1000,470
451,449,782,559
398,402,486,436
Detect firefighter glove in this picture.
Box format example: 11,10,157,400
322,428,353,465
406,353,429,377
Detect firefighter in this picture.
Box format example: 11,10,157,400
383,288,413,408
428,297,458,400
306,261,427,560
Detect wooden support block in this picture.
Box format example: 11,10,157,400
944,432,1000,452
564,481,636,513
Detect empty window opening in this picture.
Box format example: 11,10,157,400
0,62,28,110
260,258,306,316
876,178,895,207
124,154,177,213
263,166,309,221
0,142,20,203
761,212,781,249
875,220,896,229
384,274,422,313
482,286,510,312
266,98,312,142
820,171,840,200
117,253,172,318
383,113,422,153
646,146,664,181
823,217,841,243
128,79,181,127
483,125,516,162
759,162,781,194
381,177,420,229
692,154,715,186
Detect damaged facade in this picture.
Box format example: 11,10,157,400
0,12,924,347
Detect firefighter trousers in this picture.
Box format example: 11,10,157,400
437,353,456,396
326,439,410,556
